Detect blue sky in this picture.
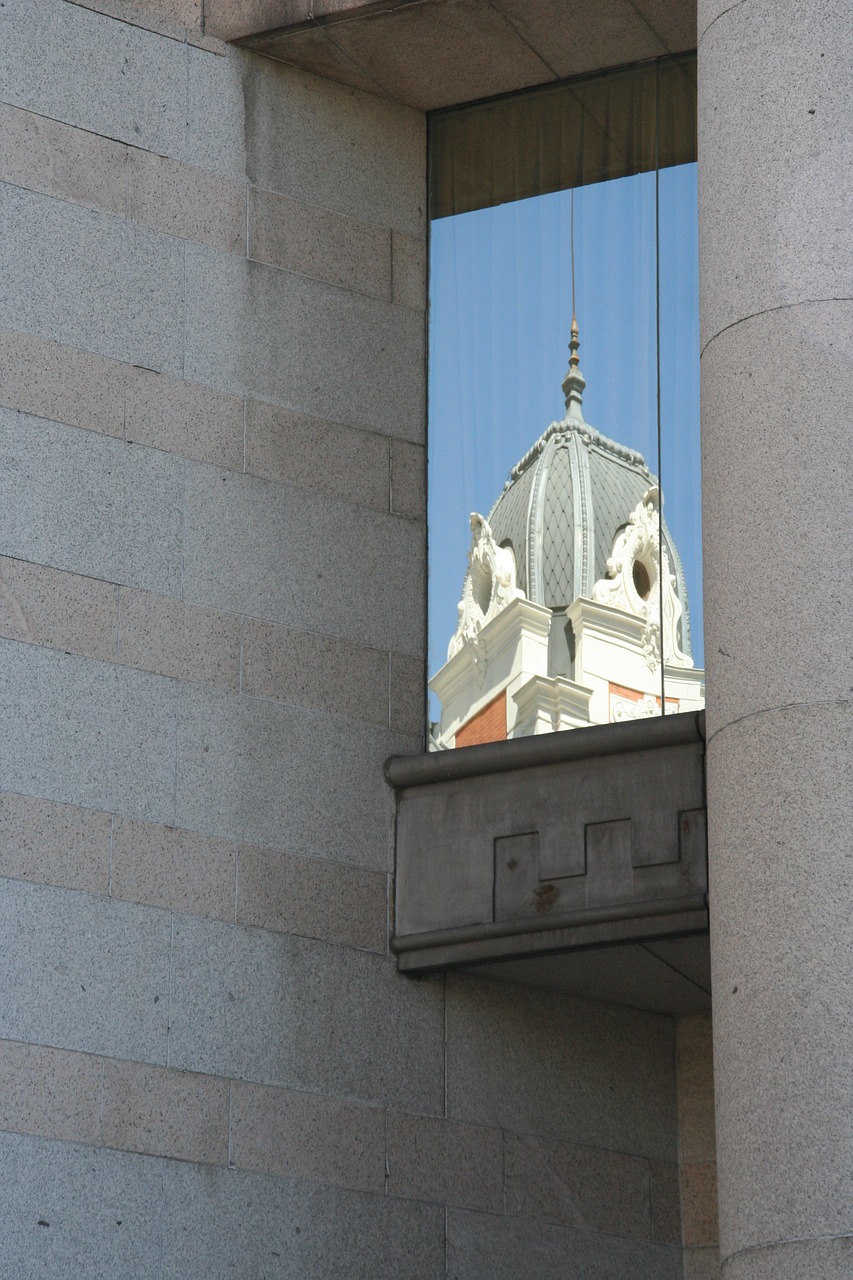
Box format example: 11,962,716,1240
427,163,702,715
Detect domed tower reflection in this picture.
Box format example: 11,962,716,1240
430,320,705,750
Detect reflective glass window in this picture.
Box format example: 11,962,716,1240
428,55,702,749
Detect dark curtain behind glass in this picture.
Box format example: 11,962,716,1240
430,55,696,220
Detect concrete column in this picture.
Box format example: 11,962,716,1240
699,1,853,1277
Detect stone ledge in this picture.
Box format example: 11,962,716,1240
389,711,709,1014
387,707,705,785
205,0,422,45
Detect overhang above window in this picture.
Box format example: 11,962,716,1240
204,0,697,111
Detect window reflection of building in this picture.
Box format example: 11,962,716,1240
430,319,704,749
428,58,702,748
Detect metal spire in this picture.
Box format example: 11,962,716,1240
562,314,587,423
562,190,586,423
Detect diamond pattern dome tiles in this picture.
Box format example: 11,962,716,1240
540,440,575,608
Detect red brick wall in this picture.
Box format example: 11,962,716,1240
455,690,507,748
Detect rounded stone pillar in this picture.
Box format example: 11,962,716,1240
699,1,853,1277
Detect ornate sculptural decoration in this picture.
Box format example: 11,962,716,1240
592,487,693,672
447,514,524,662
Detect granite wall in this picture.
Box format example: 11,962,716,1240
700,1,853,1276
0,1,692,1274
678,1014,719,1279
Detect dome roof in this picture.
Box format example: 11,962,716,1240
487,319,693,655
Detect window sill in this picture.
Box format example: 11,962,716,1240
387,710,709,1015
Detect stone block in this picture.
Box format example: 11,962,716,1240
0,184,184,373
647,936,712,999
249,186,391,300
0,556,119,662
498,0,667,80
385,1113,503,1212
160,1161,444,1279
117,589,241,691
312,1,388,16
390,438,425,520
633,0,698,53
111,816,236,920
183,41,250,178
174,682,401,869
236,845,387,952
102,1059,229,1165
125,365,244,472
698,0,738,40
677,1013,716,1163
183,245,425,441
0,100,126,215
447,1207,683,1280
493,830,544,924
683,1248,721,1280
0,412,184,596
186,44,425,236
0,641,177,823
182,464,424,655
650,1159,682,1246
65,0,202,41
240,618,389,727
391,231,426,311
722,1237,853,1280
0,1131,163,1279
701,302,853,734
203,0,311,43
167,916,444,1113
128,150,246,254
390,651,425,736
445,972,678,1161
0,879,170,1062
681,1161,719,1247
708,703,853,1251
0,0,187,157
0,791,111,893
322,0,553,111
247,21,391,98
244,400,390,510
699,0,853,344
230,1081,384,1190
0,1040,102,1144
504,1131,651,1239
464,945,710,1019
0,327,126,437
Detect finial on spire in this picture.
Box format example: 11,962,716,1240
562,312,586,423
569,314,580,366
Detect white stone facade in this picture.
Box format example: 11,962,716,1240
432,485,704,747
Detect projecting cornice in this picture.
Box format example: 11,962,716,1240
204,0,697,110
388,710,709,1015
